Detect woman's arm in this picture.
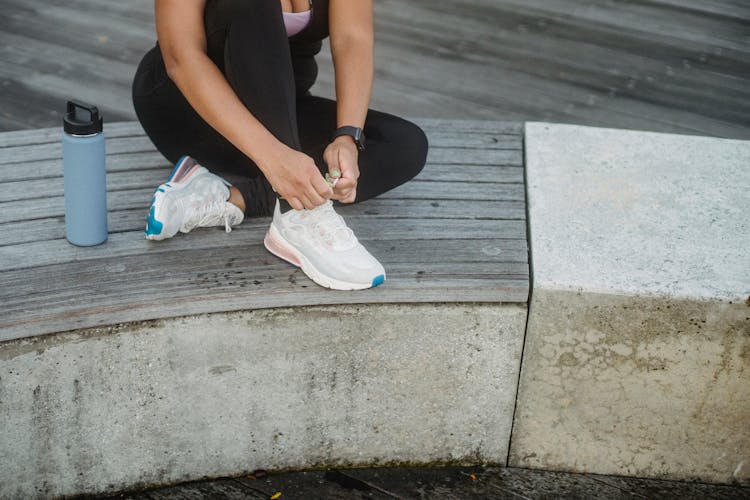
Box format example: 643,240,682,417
155,0,331,210
324,0,374,203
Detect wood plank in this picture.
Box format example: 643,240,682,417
233,471,395,500
142,477,266,500
0,180,524,224
427,133,522,150
0,122,146,148
0,216,528,272
0,279,529,342
3,151,521,186
0,120,520,150
1,280,531,341
416,119,525,135
0,137,521,166
1,238,527,298
501,0,750,52
0,152,166,183
382,181,525,201
0,199,527,247
0,135,157,164
3,259,529,314
2,271,528,328
641,0,750,21
0,188,150,224
590,471,750,498
0,163,523,203
343,466,629,500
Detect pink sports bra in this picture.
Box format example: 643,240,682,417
283,10,312,37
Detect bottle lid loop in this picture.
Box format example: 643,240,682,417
63,100,103,135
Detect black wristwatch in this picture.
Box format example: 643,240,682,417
332,126,366,151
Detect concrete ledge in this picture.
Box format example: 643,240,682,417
510,123,750,484
0,303,526,499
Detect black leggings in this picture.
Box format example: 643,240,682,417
132,0,428,217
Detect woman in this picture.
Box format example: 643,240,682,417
132,0,428,290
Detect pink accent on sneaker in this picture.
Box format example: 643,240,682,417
264,228,302,267
170,157,199,183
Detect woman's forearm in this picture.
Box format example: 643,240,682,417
329,0,374,131
331,37,374,129
155,0,280,168
166,51,282,170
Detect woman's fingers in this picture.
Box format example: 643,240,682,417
334,176,356,191
325,149,341,178
268,147,334,209
305,184,328,207
331,177,355,201
311,173,333,200
323,142,359,203
286,197,304,211
341,189,356,204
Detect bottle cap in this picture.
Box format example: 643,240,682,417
63,100,103,135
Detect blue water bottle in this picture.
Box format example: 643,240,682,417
62,100,108,246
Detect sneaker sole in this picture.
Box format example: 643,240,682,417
264,225,385,291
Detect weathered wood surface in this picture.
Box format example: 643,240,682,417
120,466,750,499
0,0,748,138
0,119,529,342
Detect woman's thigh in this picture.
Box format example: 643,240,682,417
132,46,261,178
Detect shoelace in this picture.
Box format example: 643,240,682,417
306,201,355,249
187,201,235,233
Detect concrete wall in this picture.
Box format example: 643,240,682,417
510,123,750,484
511,290,749,483
0,304,527,499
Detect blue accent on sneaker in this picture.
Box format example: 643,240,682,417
145,206,163,236
157,188,165,193
371,274,385,288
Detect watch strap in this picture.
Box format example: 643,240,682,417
332,126,366,151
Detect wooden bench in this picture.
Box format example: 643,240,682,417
0,119,528,341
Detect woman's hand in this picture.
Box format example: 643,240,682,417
260,145,332,211
324,136,360,203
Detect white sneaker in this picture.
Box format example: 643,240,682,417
264,200,386,290
145,156,244,240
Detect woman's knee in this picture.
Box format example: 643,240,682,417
382,117,428,181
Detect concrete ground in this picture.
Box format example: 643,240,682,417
90,466,750,499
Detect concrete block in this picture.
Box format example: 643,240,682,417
0,303,526,499
510,123,750,484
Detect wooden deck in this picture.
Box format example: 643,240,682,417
119,465,750,500
0,0,748,138
0,119,528,342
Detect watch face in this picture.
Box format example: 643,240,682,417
353,128,365,150
354,131,365,150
